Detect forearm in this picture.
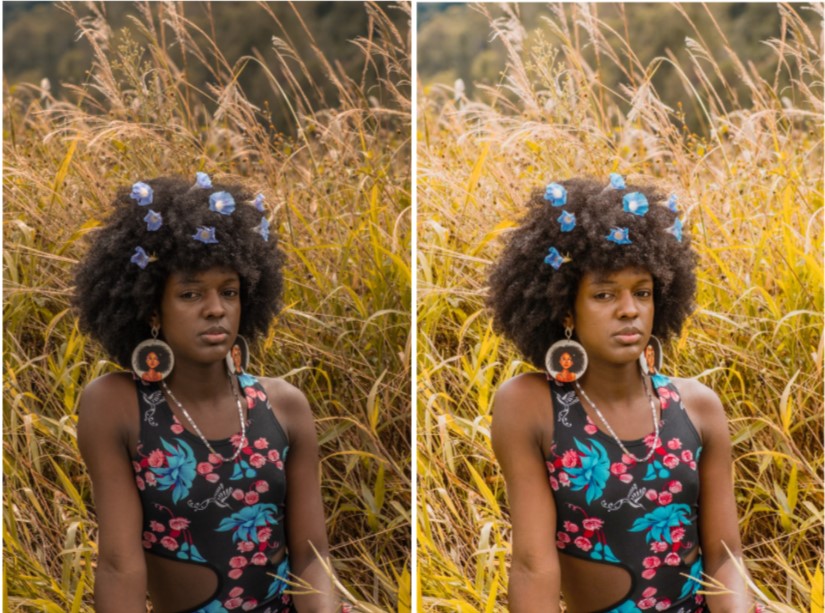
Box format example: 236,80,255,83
508,565,561,613
291,555,339,613
704,555,755,613
94,563,147,613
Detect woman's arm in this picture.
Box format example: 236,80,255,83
491,374,561,613
77,373,148,613
679,378,755,612
264,378,338,613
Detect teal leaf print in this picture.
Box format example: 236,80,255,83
679,557,704,599
629,504,691,543
151,438,197,504
266,557,291,599
216,503,279,542
591,541,620,563
567,438,610,504
643,459,670,481
193,601,228,613
606,600,641,613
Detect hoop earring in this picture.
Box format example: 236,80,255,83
639,335,663,375
226,334,250,374
544,326,588,383
132,325,175,383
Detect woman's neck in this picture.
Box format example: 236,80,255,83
164,360,233,406
577,359,646,410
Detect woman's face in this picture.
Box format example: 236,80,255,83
569,267,654,368
559,352,573,369
145,352,160,369
155,267,242,368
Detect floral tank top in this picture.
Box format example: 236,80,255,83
132,373,295,613
546,374,706,613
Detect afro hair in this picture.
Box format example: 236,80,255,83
73,176,284,368
487,176,697,369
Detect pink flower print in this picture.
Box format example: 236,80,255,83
249,453,267,468
668,481,683,494
549,476,559,490
667,438,682,450
208,453,223,465
145,472,157,486
197,462,214,475
584,422,598,435
228,568,243,579
658,492,673,505
582,518,604,531
689,461,697,470
160,536,178,551
150,520,165,532
230,434,249,448
664,552,681,566
267,449,281,462
246,395,256,410
244,491,260,505
229,556,248,569
169,517,190,531
610,462,627,475
642,556,661,569
229,587,244,598
132,461,142,472
556,532,571,544
563,521,579,533
237,541,256,552
242,600,258,611
680,450,694,462
619,473,634,484
206,473,220,483
642,587,658,598
621,453,637,465
646,490,659,501
148,450,165,468
574,536,592,552
254,480,269,494
558,472,571,486
251,552,268,565
641,569,657,580
655,599,672,610
662,454,680,469
561,450,579,468
257,527,272,542
643,434,662,449
170,423,184,435
638,597,657,610
254,437,268,450
546,461,555,474
232,489,245,501
143,531,157,543
135,476,146,490
650,541,669,553
224,597,243,610
671,527,686,543
556,539,568,549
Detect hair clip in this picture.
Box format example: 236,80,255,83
666,218,683,242
606,227,632,245
143,210,162,232
193,226,219,244
252,194,265,212
544,246,567,270
255,217,270,241
544,183,567,207
194,172,213,189
208,192,236,215
622,192,649,216
666,194,678,212
130,182,153,206
609,173,626,190
557,210,576,232
130,246,153,269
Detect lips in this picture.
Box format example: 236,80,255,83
613,327,643,344
200,326,230,343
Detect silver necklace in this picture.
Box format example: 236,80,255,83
574,374,660,463
161,375,246,462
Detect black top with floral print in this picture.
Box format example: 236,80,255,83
546,374,706,613
133,373,295,613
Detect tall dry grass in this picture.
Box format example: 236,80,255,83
3,2,410,611
417,3,822,612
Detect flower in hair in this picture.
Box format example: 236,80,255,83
606,227,632,245
666,218,683,242
130,246,151,269
544,246,566,270
193,226,219,244
622,192,649,216
255,216,270,241
557,210,576,232
252,194,265,212
609,173,626,190
130,182,153,206
209,192,236,215
544,183,567,207
195,172,213,189
667,194,678,212
143,210,163,232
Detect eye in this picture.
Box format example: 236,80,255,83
222,287,240,298
180,290,200,300
636,289,653,298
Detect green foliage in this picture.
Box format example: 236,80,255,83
3,2,411,611
417,3,822,611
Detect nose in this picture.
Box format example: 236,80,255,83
203,289,226,318
616,289,639,319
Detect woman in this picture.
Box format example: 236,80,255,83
74,175,338,612
487,177,755,612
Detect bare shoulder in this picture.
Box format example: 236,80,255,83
80,371,136,406
492,372,553,451
670,376,728,441
257,376,312,415
78,372,137,434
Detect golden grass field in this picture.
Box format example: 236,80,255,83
4,3,410,611
417,4,823,612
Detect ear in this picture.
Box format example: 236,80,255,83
563,313,574,329
149,311,160,329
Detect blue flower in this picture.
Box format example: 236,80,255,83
130,246,151,269
557,210,576,232
255,216,270,241
209,191,236,215
193,226,218,244
192,601,228,613
667,193,678,212
230,458,257,480
643,459,670,481
266,557,291,599
622,192,649,216
216,503,279,542
130,182,153,206
679,557,704,599
544,183,567,207
544,246,565,270
609,173,626,189
629,503,691,542
239,373,257,388
651,373,671,389
151,438,197,504
667,218,683,242
606,227,632,245
606,600,642,613
567,438,610,504
591,541,620,563
176,541,207,563
253,193,265,212
143,210,162,232
195,172,212,189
